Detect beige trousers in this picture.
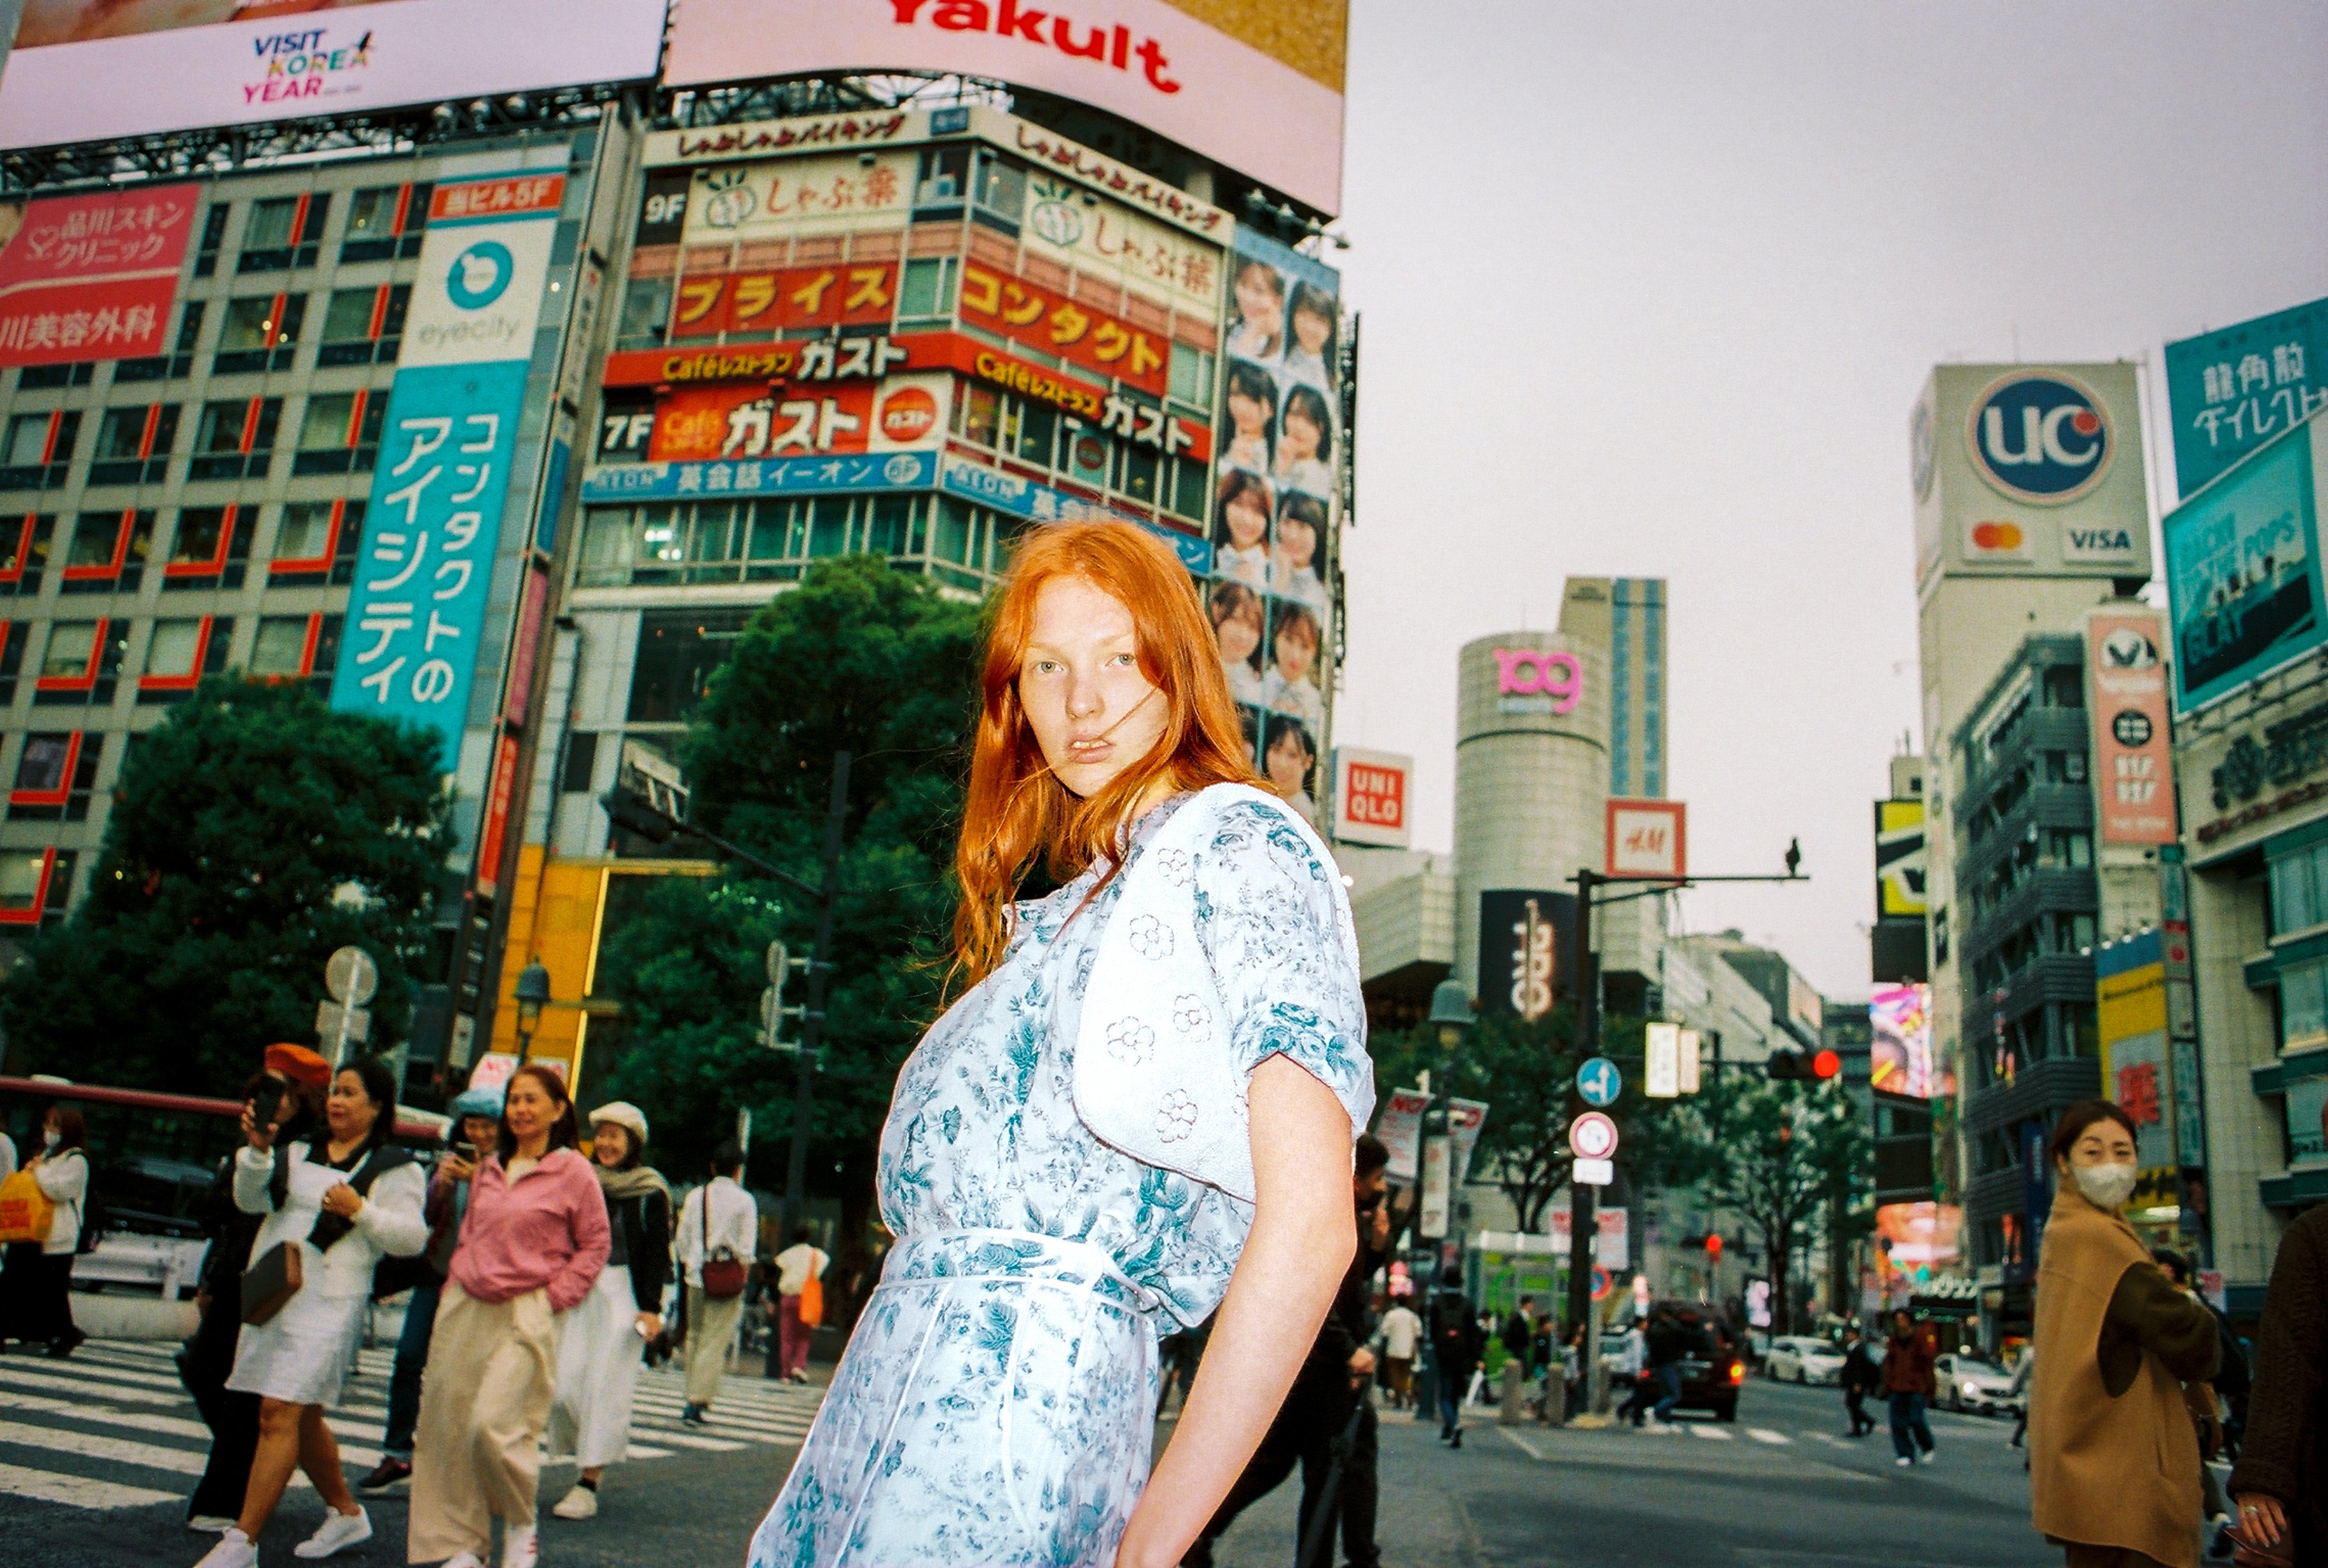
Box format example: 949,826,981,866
406,1282,562,1564
683,1284,744,1407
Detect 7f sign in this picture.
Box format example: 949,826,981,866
1607,799,1687,880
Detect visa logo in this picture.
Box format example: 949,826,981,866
2066,526,2137,554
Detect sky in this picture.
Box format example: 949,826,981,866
1326,0,2328,1000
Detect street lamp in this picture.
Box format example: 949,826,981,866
513,959,551,1065
1412,979,1472,1420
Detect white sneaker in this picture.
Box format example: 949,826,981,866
194,1530,259,1568
188,1516,238,1534
501,1525,539,1568
1895,1455,1914,1467
442,1556,487,1568
294,1507,373,1560
550,1484,598,1520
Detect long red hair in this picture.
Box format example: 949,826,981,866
953,522,1261,985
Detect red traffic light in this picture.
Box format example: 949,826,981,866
1705,1234,1723,1259
1812,1049,1841,1079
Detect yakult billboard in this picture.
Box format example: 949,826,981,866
0,0,669,149
665,0,1350,215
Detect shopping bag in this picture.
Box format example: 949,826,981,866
0,1167,54,1245
798,1272,823,1329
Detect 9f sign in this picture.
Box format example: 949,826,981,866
1493,648,1583,713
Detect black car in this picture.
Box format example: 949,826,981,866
1651,1301,1745,1422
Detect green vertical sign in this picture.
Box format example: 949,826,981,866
2164,296,2328,498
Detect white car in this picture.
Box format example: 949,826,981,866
1935,1352,2018,1414
1763,1335,1847,1386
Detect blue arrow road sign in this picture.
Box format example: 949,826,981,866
1578,1056,1622,1107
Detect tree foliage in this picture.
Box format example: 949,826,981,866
590,556,982,1217
0,677,447,1092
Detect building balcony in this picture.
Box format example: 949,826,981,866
1961,1057,2103,1137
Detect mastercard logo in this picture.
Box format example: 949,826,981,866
1970,521,2024,551
879,387,938,443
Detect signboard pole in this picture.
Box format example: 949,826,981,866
1565,867,1606,1422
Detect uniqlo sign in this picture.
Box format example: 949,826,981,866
1332,748,1411,849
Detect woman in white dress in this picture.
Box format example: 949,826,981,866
547,1101,672,1521
197,1057,428,1568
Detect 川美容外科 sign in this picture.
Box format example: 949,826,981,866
0,0,668,150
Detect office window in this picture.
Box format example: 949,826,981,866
60,509,155,594
214,293,306,374
0,410,79,490
8,732,102,821
17,361,93,391
898,256,958,324
114,300,205,383
269,499,363,585
192,204,231,278
615,278,674,350
0,515,53,597
164,505,253,590
251,612,342,695
239,193,329,272
1169,342,1216,411
559,731,600,795
189,398,281,481
32,618,124,706
318,284,409,366
0,619,24,704
137,615,232,701
292,391,383,475
88,404,179,487
340,182,431,263
627,609,752,724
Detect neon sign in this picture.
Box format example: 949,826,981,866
1493,648,1583,713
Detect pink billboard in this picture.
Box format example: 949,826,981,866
665,0,1348,215
0,184,198,367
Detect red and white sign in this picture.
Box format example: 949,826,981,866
1568,1111,1619,1161
2086,607,2177,846
1549,1207,1627,1266
1373,1089,1431,1183
0,184,197,367
1332,747,1412,849
649,372,953,461
664,0,1347,215
1606,799,1687,880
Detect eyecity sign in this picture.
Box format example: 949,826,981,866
1493,648,1583,712
1966,369,2115,505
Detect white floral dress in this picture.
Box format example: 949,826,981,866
748,789,1372,1568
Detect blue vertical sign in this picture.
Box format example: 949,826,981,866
332,172,565,769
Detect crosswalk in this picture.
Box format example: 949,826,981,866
0,1335,826,1515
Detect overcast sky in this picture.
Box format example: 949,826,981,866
1328,0,2328,1000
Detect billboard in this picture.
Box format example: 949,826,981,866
0,0,670,149
1605,798,1685,879
1870,983,1937,1099
0,185,198,366
2165,296,2328,498
1875,1201,1961,1292
1476,889,1576,1021
2097,930,2175,1182
1875,798,1926,918
1330,746,1410,849
331,171,565,769
2084,607,2177,845
663,0,1350,215
1911,363,2151,590
2162,409,2325,714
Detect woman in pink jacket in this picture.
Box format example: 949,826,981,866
407,1064,609,1568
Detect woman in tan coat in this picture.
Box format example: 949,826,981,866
2030,1099,2218,1568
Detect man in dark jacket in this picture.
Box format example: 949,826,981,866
1185,1134,1395,1568
1430,1268,1485,1447
1880,1310,1938,1466
2230,1175,2328,1562
1500,1296,1535,1373
1839,1324,1881,1437
1646,1305,1687,1426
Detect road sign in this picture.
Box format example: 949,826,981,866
1645,1023,1680,1098
1569,1111,1619,1161
1573,1157,1614,1185
325,946,378,1007
1576,1056,1622,1107
1591,1266,1613,1301
316,998,372,1067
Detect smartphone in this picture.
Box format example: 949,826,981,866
451,1141,477,1163
249,1079,286,1128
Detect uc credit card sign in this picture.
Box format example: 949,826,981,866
332,173,563,769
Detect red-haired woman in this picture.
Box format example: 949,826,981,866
748,521,1372,1568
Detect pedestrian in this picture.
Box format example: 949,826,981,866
1880,1308,1939,1467
2030,1099,2219,1568
546,1101,671,1521
1183,1134,1393,1568
1377,1293,1421,1411
2229,1092,2328,1567
1841,1323,1880,1438
2008,1344,2034,1451
359,1087,505,1495
2153,1249,2236,1551
744,521,1372,1568
1647,1305,1687,1426
674,1139,755,1425
405,1062,610,1568
181,1047,329,1532
192,1056,427,1568
0,1103,90,1355
1614,1319,1651,1427
1430,1266,1483,1447
1502,1295,1535,1373
766,1223,827,1386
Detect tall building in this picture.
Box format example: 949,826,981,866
1559,576,1666,799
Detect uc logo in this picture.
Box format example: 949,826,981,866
447,242,514,311
1966,371,2113,505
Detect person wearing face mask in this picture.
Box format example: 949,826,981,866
0,1105,92,1356
2030,1100,2219,1568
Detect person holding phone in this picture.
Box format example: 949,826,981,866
194,1058,427,1568
547,1101,671,1520
360,1085,505,1495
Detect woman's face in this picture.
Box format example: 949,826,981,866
505,1075,557,1145
460,1116,501,1152
1275,517,1316,570
1279,407,1321,463
43,1109,60,1138
1234,267,1281,329
1227,389,1268,439
1225,492,1268,550
592,1123,632,1167
1214,606,1260,666
325,1069,379,1143
1275,628,1316,683
1265,731,1312,793
2058,1119,2137,1173
1017,575,1169,800
1292,306,1331,356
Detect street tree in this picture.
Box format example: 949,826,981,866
0,677,447,1092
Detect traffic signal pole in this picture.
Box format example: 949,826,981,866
1566,869,1602,1416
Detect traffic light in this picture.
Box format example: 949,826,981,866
1705,1234,1723,1261
1767,1049,1843,1081
1811,1049,1841,1079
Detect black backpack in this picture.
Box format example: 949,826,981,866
1430,1292,1473,1360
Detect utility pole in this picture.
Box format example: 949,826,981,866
1566,867,1604,1416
